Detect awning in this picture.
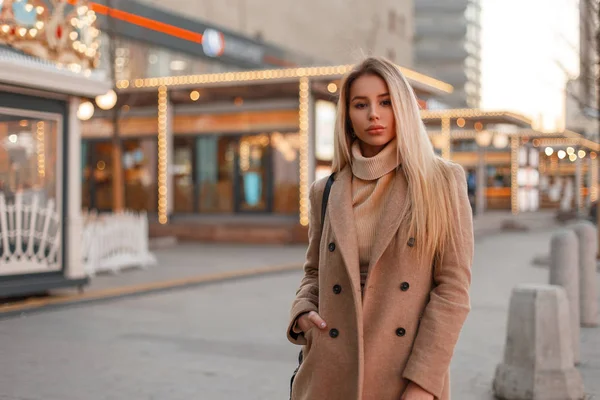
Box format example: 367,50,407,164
0,46,111,98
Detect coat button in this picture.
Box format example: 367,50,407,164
328,242,336,252
396,328,406,337
333,284,342,294
407,237,415,247
400,282,410,291
329,328,339,338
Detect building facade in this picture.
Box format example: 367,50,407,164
0,1,110,295
565,79,599,141
414,0,481,108
134,0,414,67
81,66,451,233
93,0,321,82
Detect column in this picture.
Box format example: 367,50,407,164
167,92,174,218
575,148,583,215
441,117,451,160
476,145,487,215
65,97,85,280
110,105,124,211
157,86,173,224
298,77,310,226
307,85,316,185
586,158,593,209
511,136,519,215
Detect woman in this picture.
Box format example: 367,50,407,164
286,57,474,400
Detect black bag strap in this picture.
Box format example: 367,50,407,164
320,173,335,228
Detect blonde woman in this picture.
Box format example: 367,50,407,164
287,57,474,400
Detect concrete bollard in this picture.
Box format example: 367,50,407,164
573,221,599,327
549,229,580,364
493,284,584,400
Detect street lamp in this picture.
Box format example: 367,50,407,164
475,130,492,147
95,89,117,110
492,133,509,149
77,101,95,120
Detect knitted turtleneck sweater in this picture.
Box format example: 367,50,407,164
350,138,401,295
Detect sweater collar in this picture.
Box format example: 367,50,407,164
351,138,401,181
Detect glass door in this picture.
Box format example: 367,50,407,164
173,137,194,213
196,136,235,213
83,140,113,212
123,138,158,212
236,134,272,213
0,108,62,275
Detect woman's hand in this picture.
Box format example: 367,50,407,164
400,381,434,400
297,311,327,333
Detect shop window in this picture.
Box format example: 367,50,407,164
87,141,114,211
173,137,194,213
238,134,270,212
123,139,157,212
82,140,91,209
398,14,406,38
272,133,300,215
197,136,235,214
387,49,396,62
389,10,397,32
0,112,58,212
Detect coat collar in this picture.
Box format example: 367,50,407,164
328,166,360,289
328,165,409,294
368,168,408,269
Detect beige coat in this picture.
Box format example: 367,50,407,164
287,162,474,400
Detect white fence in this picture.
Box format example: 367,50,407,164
0,192,61,276
81,211,157,276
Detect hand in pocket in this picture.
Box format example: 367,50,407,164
297,311,328,333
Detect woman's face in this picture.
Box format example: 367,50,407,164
348,74,397,157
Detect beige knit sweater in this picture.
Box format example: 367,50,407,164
350,138,401,295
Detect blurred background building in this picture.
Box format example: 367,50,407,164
70,0,599,243
413,0,482,108
133,0,413,67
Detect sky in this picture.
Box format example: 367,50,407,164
480,0,580,131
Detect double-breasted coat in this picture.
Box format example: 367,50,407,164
287,162,474,400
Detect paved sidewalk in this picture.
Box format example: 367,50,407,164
86,210,558,293
452,229,600,399
0,222,598,398
85,243,307,292
83,210,561,296
0,211,564,317
0,243,308,316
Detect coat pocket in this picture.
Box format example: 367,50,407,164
290,328,320,399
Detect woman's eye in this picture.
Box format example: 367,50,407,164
381,99,392,106
354,103,367,109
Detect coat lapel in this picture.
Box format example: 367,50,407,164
368,168,409,270
327,166,361,296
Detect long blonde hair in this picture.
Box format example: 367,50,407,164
332,56,461,266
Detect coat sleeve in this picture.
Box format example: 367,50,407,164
286,180,325,345
402,164,474,399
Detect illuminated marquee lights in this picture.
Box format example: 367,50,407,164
115,65,453,94
157,86,169,225
511,136,519,215
36,121,45,178
299,77,310,226
592,157,598,203
441,117,451,159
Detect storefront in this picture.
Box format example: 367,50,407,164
88,0,321,81
80,64,452,241
0,1,110,296
421,109,600,215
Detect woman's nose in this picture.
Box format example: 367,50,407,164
369,106,380,120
